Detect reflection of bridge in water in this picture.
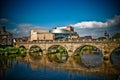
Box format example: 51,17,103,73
21,53,120,75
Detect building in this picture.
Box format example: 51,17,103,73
49,26,79,39
0,26,13,45
65,26,74,31
30,30,54,41
68,32,79,39
13,36,29,43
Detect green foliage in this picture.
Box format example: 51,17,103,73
47,45,68,63
6,46,18,54
0,48,5,54
8,54,17,58
80,46,93,54
29,46,42,53
7,47,18,54
19,47,26,54
75,45,100,55
18,47,26,57
57,46,64,50
0,47,18,55
98,37,106,40
112,33,120,39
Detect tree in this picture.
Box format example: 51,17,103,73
98,37,106,40
112,33,120,39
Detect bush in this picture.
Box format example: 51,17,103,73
19,47,26,54
0,48,5,54
5,46,18,54
0,47,18,55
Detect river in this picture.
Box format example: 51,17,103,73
0,54,120,80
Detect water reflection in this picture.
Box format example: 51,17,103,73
74,45,103,67
29,45,43,60
0,56,13,80
29,52,42,60
29,45,42,53
110,47,120,69
0,55,120,80
47,45,68,63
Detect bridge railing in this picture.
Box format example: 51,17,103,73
15,39,120,44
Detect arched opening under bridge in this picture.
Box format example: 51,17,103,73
110,47,120,69
29,45,43,59
73,45,103,68
47,45,68,63
19,46,27,57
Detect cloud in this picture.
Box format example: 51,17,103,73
107,15,120,26
0,18,9,23
71,15,120,28
71,15,120,38
9,23,46,37
71,21,108,28
74,28,106,38
0,18,47,37
1,15,120,38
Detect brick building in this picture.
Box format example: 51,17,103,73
0,26,13,45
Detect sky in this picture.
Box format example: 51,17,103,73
0,0,120,38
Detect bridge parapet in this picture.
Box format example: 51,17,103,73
15,39,120,44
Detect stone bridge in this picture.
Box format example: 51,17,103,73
15,39,120,57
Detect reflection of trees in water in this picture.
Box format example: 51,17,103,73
0,56,12,80
47,53,68,63
47,45,68,63
29,52,42,60
29,46,43,60
110,47,120,69
74,45,103,67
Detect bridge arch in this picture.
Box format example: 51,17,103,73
111,47,120,54
74,45,103,55
73,45,103,67
17,44,28,50
109,45,120,55
29,45,43,60
47,45,68,63
47,45,68,53
19,45,26,49
17,45,27,57
110,47,120,69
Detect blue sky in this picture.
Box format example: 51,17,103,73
0,0,120,38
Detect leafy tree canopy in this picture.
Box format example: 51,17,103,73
98,37,106,40
112,33,120,39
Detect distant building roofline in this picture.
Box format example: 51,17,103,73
31,29,48,33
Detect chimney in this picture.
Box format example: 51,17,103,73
1,26,6,32
66,26,74,31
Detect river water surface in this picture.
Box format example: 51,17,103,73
0,54,120,80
